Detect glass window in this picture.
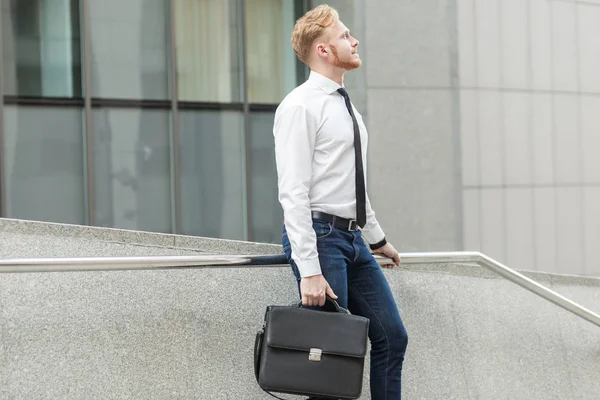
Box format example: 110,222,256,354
88,0,169,99
245,0,300,103
174,0,241,102
179,110,245,240
249,111,282,243
2,0,82,97
2,106,85,224
92,109,172,233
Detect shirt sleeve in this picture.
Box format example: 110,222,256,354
361,192,386,244
274,103,321,278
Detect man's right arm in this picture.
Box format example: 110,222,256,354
273,103,321,278
274,102,338,306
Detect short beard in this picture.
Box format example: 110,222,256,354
330,45,361,70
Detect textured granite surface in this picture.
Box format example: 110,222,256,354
0,232,208,258
0,218,283,257
1,265,599,399
1,218,600,399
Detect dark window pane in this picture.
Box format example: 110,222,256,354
174,0,241,102
249,111,282,243
2,0,82,97
179,110,245,240
89,0,170,99
92,109,172,233
3,106,85,224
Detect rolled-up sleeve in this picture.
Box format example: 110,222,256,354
274,103,321,277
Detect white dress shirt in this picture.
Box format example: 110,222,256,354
273,71,385,278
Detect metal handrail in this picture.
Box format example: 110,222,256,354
0,251,599,328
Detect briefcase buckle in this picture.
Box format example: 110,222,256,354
308,348,322,362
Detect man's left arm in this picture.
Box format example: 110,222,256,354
361,193,401,268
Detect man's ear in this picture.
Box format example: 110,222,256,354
316,43,329,58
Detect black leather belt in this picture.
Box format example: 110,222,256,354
311,211,358,232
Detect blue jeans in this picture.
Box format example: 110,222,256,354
282,220,408,400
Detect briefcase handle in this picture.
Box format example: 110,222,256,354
296,295,350,314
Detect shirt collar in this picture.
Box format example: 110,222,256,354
308,70,344,95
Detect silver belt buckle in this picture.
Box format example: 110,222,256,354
348,219,356,231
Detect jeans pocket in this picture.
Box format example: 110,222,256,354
313,221,333,239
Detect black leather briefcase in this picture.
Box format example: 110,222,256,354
254,297,370,399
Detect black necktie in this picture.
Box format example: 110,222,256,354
337,88,366,228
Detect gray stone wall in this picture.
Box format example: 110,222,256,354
1,244,598,398
328,0,600,276
458,0,600,276
1,219,599,399
364,0,462,254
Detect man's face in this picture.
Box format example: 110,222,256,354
326,20,361,70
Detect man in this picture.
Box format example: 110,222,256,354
273,4,408,400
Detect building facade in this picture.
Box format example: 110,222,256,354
1,0,599,276
0,0,311,244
